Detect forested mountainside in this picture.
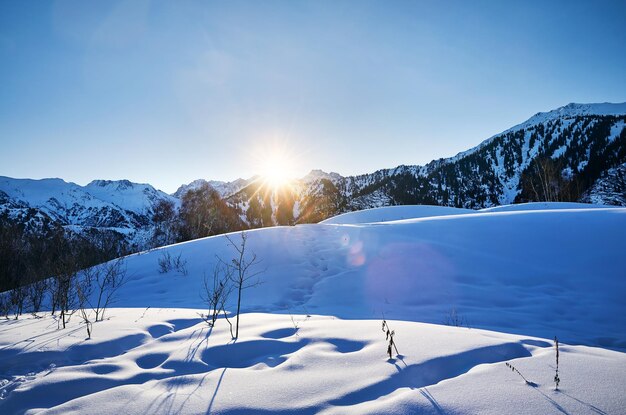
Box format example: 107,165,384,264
234,103,626,224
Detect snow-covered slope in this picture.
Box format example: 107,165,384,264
0,177,175,218
336,102,626,211
581,161,626,206
83,180,177,215
1,203,625,414
99,204,626,350
321,205,475,224
453,102,626,159
301,169,344,184
479,201,613,213
513,102,626,131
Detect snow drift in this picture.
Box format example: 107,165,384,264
108,204,626,350
1,309,625,414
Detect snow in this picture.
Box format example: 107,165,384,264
0,177,174,215
0,176,175,221
608,120,625,142
511,102,626,135
1,310,625,414
1,203,625,413
301,169,344,184
320,205,475,224
71,204,626,350
479,201,613,212
173,178,251,199
0,176,91,209
85,180,178,214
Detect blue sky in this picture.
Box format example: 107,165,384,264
1,0,625,193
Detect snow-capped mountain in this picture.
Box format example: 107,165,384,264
0,177,177,249
229,102,626,225
2,102,625,246
173,178,251,199
335,102,626,207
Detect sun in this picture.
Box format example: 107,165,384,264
260,156,291,189
256,146,297,190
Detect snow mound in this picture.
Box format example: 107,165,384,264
321,205,474,224
1,309,624,414
98,203,626,351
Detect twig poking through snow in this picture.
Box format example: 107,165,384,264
382,318,400,359
554,336,560,391
505,362,536,386
134,307,151,323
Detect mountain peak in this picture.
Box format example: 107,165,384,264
87,179,136,191
302,169,343,183
174,178,251,199
526,102,626,126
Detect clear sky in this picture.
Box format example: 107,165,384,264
1,0,625,193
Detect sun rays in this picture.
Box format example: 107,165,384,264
258,150,295,190
246,139,303,203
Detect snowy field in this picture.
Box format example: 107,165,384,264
2,309,625,414
1,203,626,413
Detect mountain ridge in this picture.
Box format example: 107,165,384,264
2,101,625,251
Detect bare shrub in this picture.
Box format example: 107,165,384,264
201,263,232,328
9,284,27,319
158,252,187,276
74,258,127,338
50,260,78,329
0,292,10,319
158,251,173,273
173,253,188,276
76,272,94,339
88,259,128,322
443,308,469,327
218,231,264,339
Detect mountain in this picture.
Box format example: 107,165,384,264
0,177,177,250
1,102,625,248
333,102,626,209
173,177,251,199
227,102,626,225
